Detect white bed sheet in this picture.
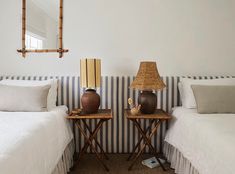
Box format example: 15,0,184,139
165,107,235,174
0,106,73,174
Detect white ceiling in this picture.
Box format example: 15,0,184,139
30,0,59,21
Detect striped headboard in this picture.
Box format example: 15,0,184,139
0,75,233,153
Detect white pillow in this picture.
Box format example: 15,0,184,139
180,78,235,108
0,79,58,110
0,84,50,112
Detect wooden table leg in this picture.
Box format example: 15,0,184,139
135,119,166,171
128,119,165,171
127,119,155,161
76,120,110,172
82,119,109,160
77,120,102,159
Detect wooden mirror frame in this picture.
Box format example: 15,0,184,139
17,0,69,58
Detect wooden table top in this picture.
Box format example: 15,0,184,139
67,109,112,119
125,109,171,120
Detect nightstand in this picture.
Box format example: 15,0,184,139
67,109,112,172
125,109,171,171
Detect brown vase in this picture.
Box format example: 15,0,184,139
138,91,157,114
81,89,100,114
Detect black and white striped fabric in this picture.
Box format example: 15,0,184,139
0,75,233,153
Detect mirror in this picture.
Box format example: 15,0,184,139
26,0,59,49
17,0,68,58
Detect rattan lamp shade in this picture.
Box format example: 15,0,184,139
80,59,101,88
130,61,166,91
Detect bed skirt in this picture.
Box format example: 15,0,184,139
163,142,199,174
52,140,75,174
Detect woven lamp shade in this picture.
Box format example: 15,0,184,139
130,61,166,91
80,59,101,88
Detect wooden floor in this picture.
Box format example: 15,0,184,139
69,154,175,174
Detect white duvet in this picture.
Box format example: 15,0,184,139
0,106,73,174
165,107,235,174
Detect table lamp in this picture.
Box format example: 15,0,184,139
130,61,166,114
80,58,101,114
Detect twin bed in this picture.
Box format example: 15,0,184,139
164,78,235,174
164,107,235,174
0,106,73,174
0,79,74,174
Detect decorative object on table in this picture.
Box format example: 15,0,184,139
80,58,101,114
128,98,141,115
130,61,166,114
71,108,82,115
142,157,165,169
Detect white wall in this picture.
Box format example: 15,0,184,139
0,0,235,76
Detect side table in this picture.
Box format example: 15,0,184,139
67,109,112,172
125,109,171,171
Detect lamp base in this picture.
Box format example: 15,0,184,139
81,89,100,114
138,91,157,114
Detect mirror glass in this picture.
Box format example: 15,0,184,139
26,0,59,50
